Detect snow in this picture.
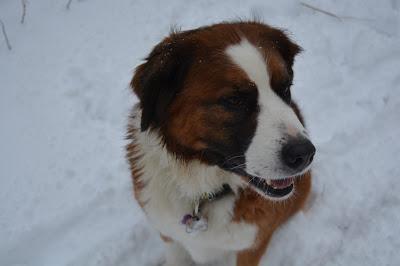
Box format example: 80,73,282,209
0,0,399,265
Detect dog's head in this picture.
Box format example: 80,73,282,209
131,22,315,199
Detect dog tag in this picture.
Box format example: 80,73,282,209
181,214,208,234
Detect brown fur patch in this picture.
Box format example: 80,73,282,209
160,234,173,243
235,171,312,266
126,117,146,208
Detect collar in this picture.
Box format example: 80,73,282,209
197,183,233,203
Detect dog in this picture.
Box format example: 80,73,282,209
126,21,315,266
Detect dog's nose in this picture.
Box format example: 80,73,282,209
281,139,316,170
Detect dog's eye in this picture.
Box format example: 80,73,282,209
281,86,291,103
222,96,244,107
277,81,292,104
219,84,257,112
220,95,246,109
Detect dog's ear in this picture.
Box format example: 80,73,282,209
260,27,302,93
265,28,302,68
131,37,194,131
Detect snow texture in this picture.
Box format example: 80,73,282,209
0,0,399,265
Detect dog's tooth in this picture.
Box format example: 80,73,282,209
266,179,272,186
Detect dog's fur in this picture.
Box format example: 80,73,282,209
126,21,314,266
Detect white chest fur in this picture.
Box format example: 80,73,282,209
128,109,258,265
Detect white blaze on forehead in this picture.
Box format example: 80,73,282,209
226,39,270,90
225,38,306,179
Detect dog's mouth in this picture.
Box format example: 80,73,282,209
220,163,296,198
248,176,294,198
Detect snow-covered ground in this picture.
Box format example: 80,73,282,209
1,0,399,265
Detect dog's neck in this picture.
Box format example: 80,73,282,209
129,106,244,200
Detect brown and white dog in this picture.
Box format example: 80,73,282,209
126,21,315,266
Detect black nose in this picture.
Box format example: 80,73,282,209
281,139,316,170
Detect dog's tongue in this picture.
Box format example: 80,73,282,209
269,177,294,189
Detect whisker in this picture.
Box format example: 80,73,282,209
246,176,257,186
257,176,262,187
229,163,247,170
222,154,246,165
225,154,245,161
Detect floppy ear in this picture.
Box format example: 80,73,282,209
266,28,302,68
131,38,194,131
